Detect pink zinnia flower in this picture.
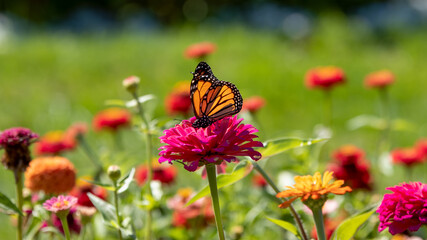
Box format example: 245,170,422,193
377,182,427,235
159,116,263,172
43,195,77,213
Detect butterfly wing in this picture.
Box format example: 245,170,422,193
190,62,243,128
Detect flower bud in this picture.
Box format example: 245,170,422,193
122,76,140,93
107,165,121,182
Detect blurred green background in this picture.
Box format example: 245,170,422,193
1,0,427,238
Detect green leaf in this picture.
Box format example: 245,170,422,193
83,179,115,191
185,161,252,206
266,217,301,239
0,191,22,216
259,137,328,159
118,168,135,194
88,193,117,223
125,94,156,108
330,208,376,240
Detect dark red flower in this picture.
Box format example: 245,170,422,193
242,96,266,114
0,127,38,171
305,66,345,90
159,116,262,172
167,188,214,228
365,70,395,89
252,174,267,188
377,182,427,235
69,178,108,207
328,145,372,191
35,131,75,155
165,82,192,116
391,147,424,167
135,161,177,186
184,42,217,59
92,108,131,131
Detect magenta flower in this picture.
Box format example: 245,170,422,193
377,182,427,235
0,127,38,171
43,195,77,213
159,116,263,172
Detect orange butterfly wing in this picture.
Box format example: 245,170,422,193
190,62,243,128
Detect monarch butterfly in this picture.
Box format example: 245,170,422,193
190,62,243,128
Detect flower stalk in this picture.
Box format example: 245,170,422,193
251,160,309,240
312,207,326,240
206,164,225,240
14,171,23,240
58,214,72,240
113,180,123,240
130,91,153,240
323,90,333,128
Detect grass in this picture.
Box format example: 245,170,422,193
1,14,427,238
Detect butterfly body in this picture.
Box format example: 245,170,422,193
190,62,243,128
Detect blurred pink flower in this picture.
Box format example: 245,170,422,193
159,116,262,172
43,195,77,213
0,127,38,171
242,96,266,114
391,147,424,167
377,182,427,235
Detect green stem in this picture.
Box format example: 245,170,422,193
113,181,123,240
131,92,153,240
14,171,23,240
323,90,333,128
378,88,391,154
77,135,103,179
113,131,124,151
251,161,309,240
312,207,326,240
59,215,71,240
206,164,225,240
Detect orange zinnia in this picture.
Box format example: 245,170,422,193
276,171,352,209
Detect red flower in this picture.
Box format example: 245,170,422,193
365,70,395,89
164,82,192,116
328,145,372,191
252,174,267,188
135,161,177,186
377,182,427,235
35,131,75,155
184,42,217,59
391,147,424,167
159,116,262,172
167,188,214,228
92,108,131,131
305,66,345,90
69,178,108,207
65,122,88,143
242,96,266,114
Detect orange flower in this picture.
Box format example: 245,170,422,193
184,42,217,59
164,81,192,116
25,156,76,194
276,171,352,209
35,131,76,156
92,108,131,131
305,66,345,90
364,70,394,89
242,96,266,114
